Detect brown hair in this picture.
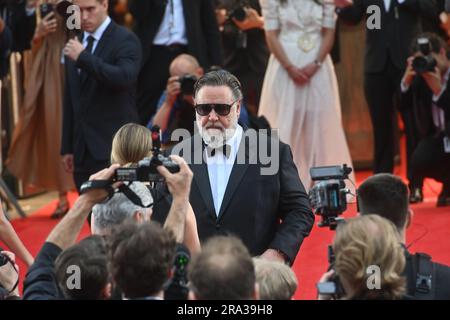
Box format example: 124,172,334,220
111,123,152,165
334,215,406,300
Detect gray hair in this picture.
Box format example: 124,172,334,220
92,182,153,233
194,69,243,101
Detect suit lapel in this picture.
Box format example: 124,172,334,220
190,137,216,220
80,21,115,87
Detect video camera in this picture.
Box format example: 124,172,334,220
412,37,437,74
114,126,180,183
164,244,190,300
309,164,352,230
316,245,346,299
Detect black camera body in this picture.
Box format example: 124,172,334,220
40,3,54,18
412,37,437,74
228,0,249,22
114,126,180,183
316,245,346,299
178,74,197,96
164,244,190,300
309,164,352,230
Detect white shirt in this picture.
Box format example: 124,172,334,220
153,0,187,46
205,125,243,217
82,16,112,53
383,0,406,11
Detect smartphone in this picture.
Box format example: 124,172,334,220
40,3,54,18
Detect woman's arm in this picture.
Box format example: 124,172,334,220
0,208,34,267
265,29,309,85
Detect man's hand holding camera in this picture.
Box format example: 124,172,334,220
232,7,264,31
0,251,19,298
422,67,443,96
64,37,85,62
157,155,193,202
165,76,182,108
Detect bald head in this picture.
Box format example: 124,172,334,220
169,54,203,78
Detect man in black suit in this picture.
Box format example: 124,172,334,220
336,0,438,198
171,70,314,264
215,0,269,114
61,0,141,191
128,0,224,125
401,33,450,206
358,174,450,299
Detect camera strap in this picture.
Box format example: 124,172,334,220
118,183,153,208
79,180,114,199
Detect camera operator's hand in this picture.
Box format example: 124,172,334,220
33,11,57,41
166,76,181,107
157,155,193,201
317,269,335,300
232,7,264,31
61,154,74,173
215,8,227,27
81,164,123,206
422,67,443,96
64,37,85,62
402,56,417,88
0,251,20,298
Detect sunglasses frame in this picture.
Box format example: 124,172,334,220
194,100,239,116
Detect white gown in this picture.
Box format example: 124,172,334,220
258,0,355,190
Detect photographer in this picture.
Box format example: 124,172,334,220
401,33,450,206
317,215,407,300
214,0,269,114
148,54,249,146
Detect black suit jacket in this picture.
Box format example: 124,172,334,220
128,0,223,69
0,1,35,52
338,0,438,73
61,21,142,164
171,131,314,263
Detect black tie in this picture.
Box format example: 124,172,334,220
85,35,95,54
207,144,231,158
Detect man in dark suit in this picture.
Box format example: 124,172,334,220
128,0,224,125
61,0,141,191
215,0,269,114
171,70,314,264
336,0,439,198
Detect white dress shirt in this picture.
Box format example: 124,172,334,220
153,0,187,46
384,0,406,11
82,16,112,53
205,125,243,216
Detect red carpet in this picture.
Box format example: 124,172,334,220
2,172,450,299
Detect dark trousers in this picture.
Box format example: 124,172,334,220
364,59,418,183
73,150,110,192
136,45,187,125
411,134,450,186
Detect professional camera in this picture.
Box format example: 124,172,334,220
228,1,249,22
412,37,437,74
114,126,180,183
316,245,346,299
164,244,190,300
178,74,197,96
40,3,54,18
309,164,352,230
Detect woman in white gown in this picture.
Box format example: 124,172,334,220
258,0,355,190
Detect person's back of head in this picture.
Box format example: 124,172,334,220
108,220,176,299
358,174,409,231
55,235,110,300
111,123,152,165
334,215,406,300
91,184,153,235
253,258,298,300
188,236,257,300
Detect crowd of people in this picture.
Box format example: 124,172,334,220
0,0,449,300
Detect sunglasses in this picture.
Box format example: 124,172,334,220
194,101,238,116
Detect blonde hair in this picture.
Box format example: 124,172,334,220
111,123,152,165
333,215,406,300
253,258,298,300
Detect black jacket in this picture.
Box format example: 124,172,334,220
0,0,35,52
338,0,438,73
128,0,223,69
171,130,314,263
61,20,142,163
0,25,12,78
